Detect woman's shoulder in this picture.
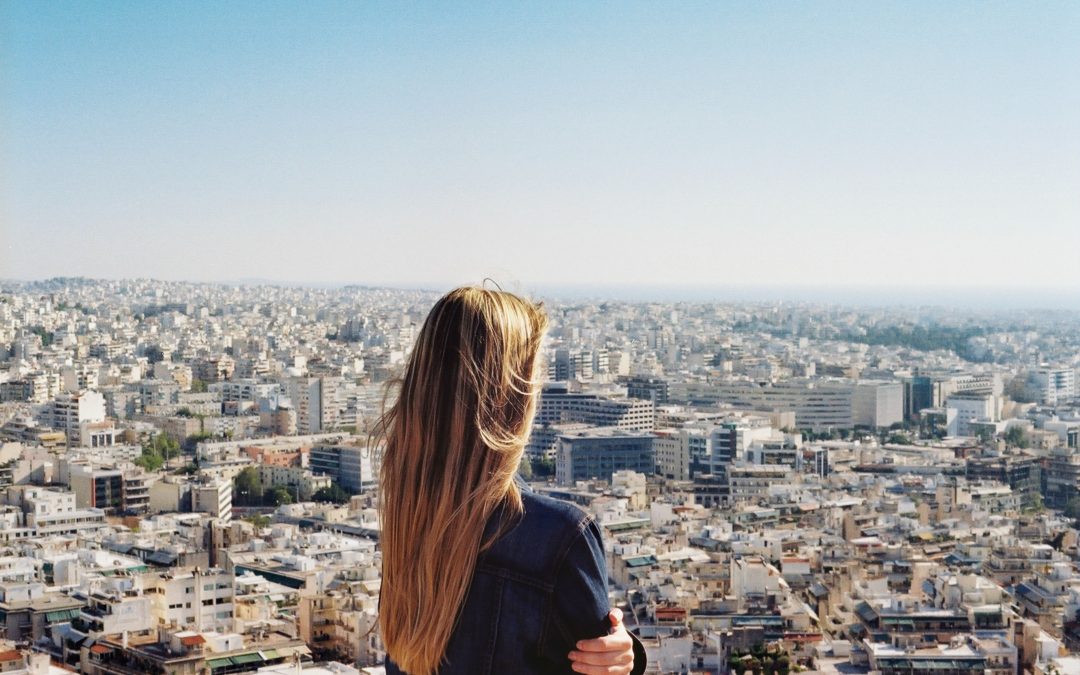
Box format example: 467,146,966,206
519,485,593,531
478,479,597,581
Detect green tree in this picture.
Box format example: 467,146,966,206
183,433,212,451
264,485,294,507
531,456,556,478
1065,497,1080,520
312,484,352,504
190,378,208,393
1027,494,1045,514
776,655,791,675
245,514,271,529
30,326,55,347
149,433,180,468
233,467,263,506
1004,426,1029,449
134,446,164,472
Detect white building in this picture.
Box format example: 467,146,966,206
852,381,904,428
946,394,998,437
192,477,233,522
40,390,107,446
144,568,235,632
1033,368,1076,406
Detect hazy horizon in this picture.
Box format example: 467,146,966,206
5,274,1079,311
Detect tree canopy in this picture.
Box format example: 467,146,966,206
134,433,180,472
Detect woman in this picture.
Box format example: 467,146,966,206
375,286,646,675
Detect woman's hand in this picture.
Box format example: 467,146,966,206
567,608,636,675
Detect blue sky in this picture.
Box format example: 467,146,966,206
2,2,1078,294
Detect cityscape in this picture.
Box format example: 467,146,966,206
4,1,1079,674
0,276,1077,674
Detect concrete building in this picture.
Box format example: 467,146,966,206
653,428,692,481
528,383,654,457
0,486,107,540
287,376,342,434
852,381,904,428
150,478,193,514
309,444,373,493
40,390,107,446
674,380,854,431
68,464,124,514
534,383,655,429
192,477,233,522
256,465,331,501
626,377,669,404
0,582,84,642
966,453,1042,508
144,568,235,632
555,428,655,486
946,394,997,437
1045,448,1080,510
1033,368,1076,406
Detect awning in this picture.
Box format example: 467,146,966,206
45,608,80,622
207,658,233,670
230,653,264,665
147,550,178,566
260,650,281,660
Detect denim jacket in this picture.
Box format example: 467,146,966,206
384,475,647,675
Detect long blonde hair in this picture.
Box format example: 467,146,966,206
374,286,549,675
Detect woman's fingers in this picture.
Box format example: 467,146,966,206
575,631,632,653
571,664,632,675
569,645,634,664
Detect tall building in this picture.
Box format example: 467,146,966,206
1033,368,1076,405
945,394,997,437
905,376,937,420
68,464,124,514
310,443,374,492
192,477,233,522
555,428,655,486
528,383,654,457
852,381,904,428
1044,448,1080,510
966,453,1042,508
626,376,669,404
286,376,341,434
144,568,235,632
672,380,854,431
40,390,107,446
549,349,594,381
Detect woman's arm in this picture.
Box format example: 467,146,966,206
548,517,645,675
